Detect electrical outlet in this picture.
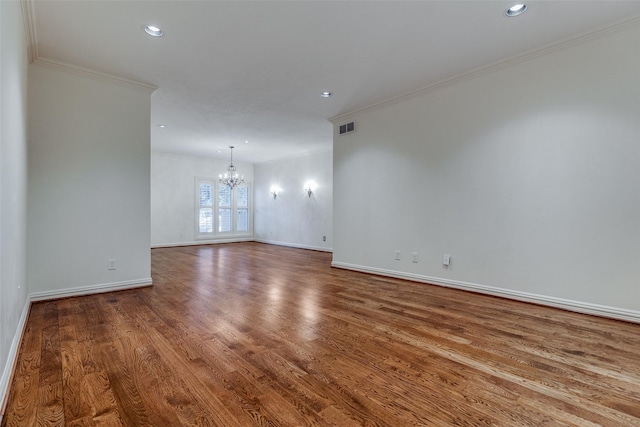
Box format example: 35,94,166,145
323,235,326,242
443,254,450,266
108,259,116,270
412,252,419,263
395,250,401,261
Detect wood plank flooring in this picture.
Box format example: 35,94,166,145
3,242,640,426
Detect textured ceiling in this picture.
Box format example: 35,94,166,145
30,1,640,163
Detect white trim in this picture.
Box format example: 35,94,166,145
331,262,640,324
153,239,332,252
194,178,253,240
256,238,332,253
20,0,37,62
29,278,152,302
194,177,215,240
152,236,254,248
0,300,30,419
330,16,640,125
32,58,157,93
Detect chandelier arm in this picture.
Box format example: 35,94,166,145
218,145,244,190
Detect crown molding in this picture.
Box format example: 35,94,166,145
20,0,38,62
20,0,156,92
331,16,640,124
32,57,157,93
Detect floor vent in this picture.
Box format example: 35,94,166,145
339,121,355,135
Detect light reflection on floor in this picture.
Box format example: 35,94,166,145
185,245,324,341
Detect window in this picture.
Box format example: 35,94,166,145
198,181,214,234
236,185,249,232
196,178,251,239
218,184,232,233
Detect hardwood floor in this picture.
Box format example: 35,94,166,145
3,242,640,426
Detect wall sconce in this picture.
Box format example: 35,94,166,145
304,180,317,198
270,185,281,200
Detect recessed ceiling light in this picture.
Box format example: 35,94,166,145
244,140,249,144
158,124,167,128
321,91,332,98
505,4,527,17
144,25,164,37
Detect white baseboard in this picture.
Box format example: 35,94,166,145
331,261,640,324
152,238,333,253
255,238,333,253
0,299,30,419
151,237,254,248
29,278,152,302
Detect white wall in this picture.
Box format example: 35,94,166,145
0,0,29,412
254,149,333,251
332,23,640,320
151,151,254,247
28,62,153,297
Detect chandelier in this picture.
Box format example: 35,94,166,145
219,146,244,189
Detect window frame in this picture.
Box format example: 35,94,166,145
195,177,252,240
195,178,215,239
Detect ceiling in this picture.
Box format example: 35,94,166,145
29,1,640,164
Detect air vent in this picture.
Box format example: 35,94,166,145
339,121,355,135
